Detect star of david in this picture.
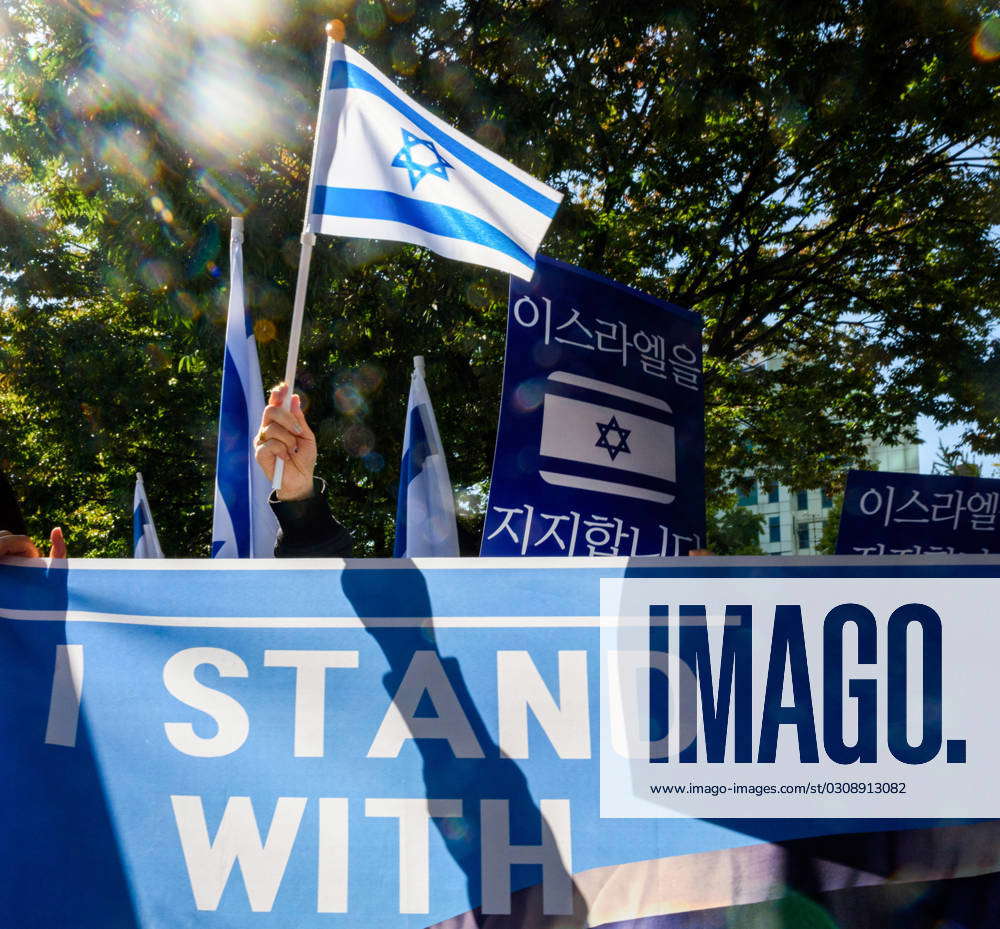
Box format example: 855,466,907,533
391,129,453,189
595,415,632,461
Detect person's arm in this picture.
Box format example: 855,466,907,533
269,478,353,557
254,384,353,558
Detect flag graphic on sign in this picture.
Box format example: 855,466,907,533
537,372,676,504
307,42,562,280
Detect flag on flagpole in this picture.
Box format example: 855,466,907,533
308,42,562,281
132,473,164,559
393,356,460,557
211,216,279,558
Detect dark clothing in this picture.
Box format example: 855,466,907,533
270,477,353,557
0,469,27,536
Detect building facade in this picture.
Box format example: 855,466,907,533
737,439,921,555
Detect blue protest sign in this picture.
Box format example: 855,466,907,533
481,256,704,556
3,557,1000,928
836,469,1000,555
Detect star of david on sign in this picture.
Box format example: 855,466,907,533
391,129,453,189
595,415,631,461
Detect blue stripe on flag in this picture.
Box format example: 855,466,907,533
393,403,432,558
216,346,251,558
327,60,560,220
132,503,143,553
313,186,536,270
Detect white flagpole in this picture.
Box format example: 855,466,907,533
272,29,336,492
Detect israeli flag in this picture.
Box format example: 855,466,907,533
538,372,677,504
393,357,460,557
309,42,562,281
132,473,164,559
211,217,279,558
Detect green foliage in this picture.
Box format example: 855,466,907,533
707,507,765,556
815,495,844,555
1,0,999,554
932,438,988,476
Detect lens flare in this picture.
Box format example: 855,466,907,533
175,290,202,319
334,384,366,414
362,451,384,472
98,124,159,188
439,817,472,842
138,259,176,291
391,36,418,75
532,341,562,367
343,424,375,457
188,221,221,278
385,0,416,24
356,364,384,393
178,0,288,40
253,318,277,344
513,379,545,412
474,122,505,150
972,18,1000,61
179,52,272,159
197,169,253,215
355,0,386,39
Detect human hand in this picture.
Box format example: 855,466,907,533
0,526,66,559
254,383,317,501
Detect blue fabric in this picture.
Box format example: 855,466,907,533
313,186,535,269
327,61,560,219
393,403,431,557
213,344,251,558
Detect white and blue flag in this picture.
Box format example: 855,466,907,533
211,216,278,558
309,42,562,280
393,356,460,557
132,472,163,559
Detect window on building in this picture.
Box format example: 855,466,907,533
737,483,757,506
769,516,781,543
821,490,833,509
796,490,808,510
798,526,810,549
767,484,780,503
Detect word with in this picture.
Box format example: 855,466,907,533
171,794,572,915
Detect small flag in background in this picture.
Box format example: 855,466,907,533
212,216,279,558
133,473,164,559
394,357,460,557
309,42,562,281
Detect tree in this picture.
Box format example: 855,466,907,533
931,439,994,477
706,506,765,556
815,494,843,555
1,0,999,554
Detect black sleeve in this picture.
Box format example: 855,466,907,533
0,469,27,536
270,477,354,557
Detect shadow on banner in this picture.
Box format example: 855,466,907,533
341,563,589,928
0,559,141,927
